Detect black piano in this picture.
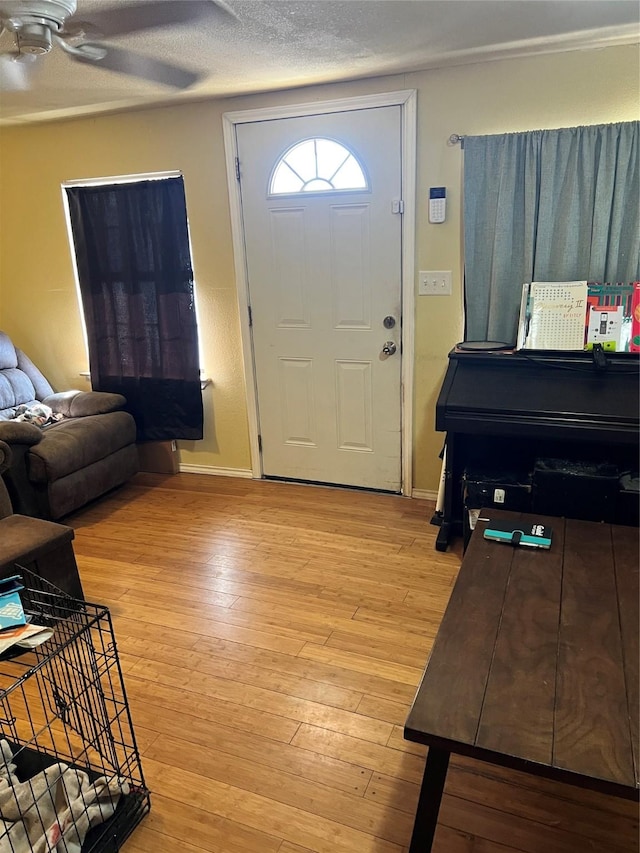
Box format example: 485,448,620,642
434,348,640,551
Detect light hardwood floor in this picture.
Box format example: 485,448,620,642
67,473,638,853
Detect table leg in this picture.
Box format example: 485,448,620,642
435,521,451,552
435,434,455,552
408,747,450,852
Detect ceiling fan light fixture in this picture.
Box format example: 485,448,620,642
15,20,51,54
1,0,223,91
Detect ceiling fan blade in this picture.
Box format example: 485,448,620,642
0,53,33,90
66,42,200,89
65,0,234,39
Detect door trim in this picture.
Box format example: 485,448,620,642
223,89,417,495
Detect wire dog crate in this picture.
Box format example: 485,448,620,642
0,568,150,852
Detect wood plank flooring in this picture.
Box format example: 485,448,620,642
66,473,638,853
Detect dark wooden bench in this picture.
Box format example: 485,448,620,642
404,510,639,851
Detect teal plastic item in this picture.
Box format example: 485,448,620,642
483,521,552,549
0,576,26,630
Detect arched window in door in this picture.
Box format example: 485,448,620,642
269,137,368,195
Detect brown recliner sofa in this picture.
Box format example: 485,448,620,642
0,331,138,520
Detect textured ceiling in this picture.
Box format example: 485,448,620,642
0,0,638,126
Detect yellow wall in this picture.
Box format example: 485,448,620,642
0,44,637,490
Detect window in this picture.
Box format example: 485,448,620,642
64,174,204,441
463,121,639,344
269,137,368,195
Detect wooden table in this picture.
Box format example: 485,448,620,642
404,511,639,851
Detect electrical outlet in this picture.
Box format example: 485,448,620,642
419,270,452,296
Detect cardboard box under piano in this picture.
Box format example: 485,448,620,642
462,466,533,548
137,440,180,474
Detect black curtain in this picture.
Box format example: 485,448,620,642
66,178,203,441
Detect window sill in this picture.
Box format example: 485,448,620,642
79,372,212,390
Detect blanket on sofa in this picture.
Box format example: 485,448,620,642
11,405,63,428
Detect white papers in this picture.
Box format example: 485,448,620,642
0,623,54,656
519,281,588,351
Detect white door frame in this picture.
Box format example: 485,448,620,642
222,89,417,495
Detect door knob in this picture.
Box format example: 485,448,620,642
382,341,397,356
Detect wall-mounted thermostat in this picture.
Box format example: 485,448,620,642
429,187,447,223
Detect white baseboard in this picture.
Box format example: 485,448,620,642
178,464,254,478
177,466,436,494
411,489,438,501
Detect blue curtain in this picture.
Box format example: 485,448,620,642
463,121,640,343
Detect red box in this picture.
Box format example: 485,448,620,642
631,281,640,353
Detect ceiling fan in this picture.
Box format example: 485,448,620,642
0,0,232,90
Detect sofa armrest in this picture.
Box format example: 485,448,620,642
0,421,43,446
42,390,127,417
0,441,13,517
0,440,12,474
0,426,43,518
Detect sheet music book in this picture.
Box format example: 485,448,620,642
585,281,638,352
518,281,588,350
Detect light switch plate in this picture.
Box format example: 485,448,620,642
419,270,452,296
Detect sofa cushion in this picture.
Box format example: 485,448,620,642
0,333,54,406
0,370,37,415
15,349,54,400
0,333,18,370
27,411,137,483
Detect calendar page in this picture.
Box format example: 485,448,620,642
523,281,588,350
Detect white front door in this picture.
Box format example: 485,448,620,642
236,106,402,491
